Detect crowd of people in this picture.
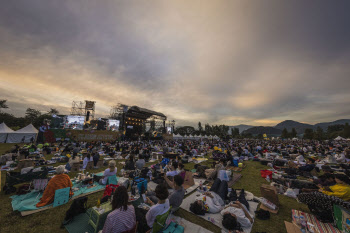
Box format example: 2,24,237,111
2,137,350,232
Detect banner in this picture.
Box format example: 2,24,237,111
67,130,120,142
45,129,120,142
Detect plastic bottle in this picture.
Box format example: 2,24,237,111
199,181,203,190
97,198,101,208
147,170,152,179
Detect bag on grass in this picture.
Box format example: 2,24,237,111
103,184,119,198
62,196,88,225
255,209,270,220
161,222,184,233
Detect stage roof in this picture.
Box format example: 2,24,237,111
126,106,166,120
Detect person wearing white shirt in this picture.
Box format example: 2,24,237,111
221,202,253,232
190,179,227,215
165,162,179,177
82,154,92,169
145,184,170,228
295,154,305,163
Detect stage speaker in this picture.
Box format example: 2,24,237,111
97,120,106,130
86,111,90,122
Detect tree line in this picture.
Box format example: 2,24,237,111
281,125,350,140
0,100,59,130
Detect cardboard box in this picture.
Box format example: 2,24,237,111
260,184,280,213
285,221,302,233
183,171,195,190
17,159,35,169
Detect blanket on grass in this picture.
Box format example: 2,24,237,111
180,191,258,233
147,178,206,195
11,180,110,212
36,173,73,207
292,209,341,233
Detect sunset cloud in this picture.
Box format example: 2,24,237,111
1,0,350,126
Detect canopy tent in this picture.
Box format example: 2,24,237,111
0,122,14,143
173,134,182,140
334,136,346,141
292,137,299,141
7,124,38,143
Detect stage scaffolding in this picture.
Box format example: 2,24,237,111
70,100,96,121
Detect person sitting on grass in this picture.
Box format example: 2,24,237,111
146,184,170,228
102,186,136,233
135,154,146,170
165,161,179,177
36,165,73,207
136,183,170,233
124,155,135,170
99,160,117,185
82,153,92,170
146,175,185,209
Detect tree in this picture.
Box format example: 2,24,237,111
344,123,350,138
291,128,297,138
257,134,263,139
47,108,59,115
198,122,203,132
303,128,314,140
281,128,289,139
231,127,240,138
176,126,195,136
0,100,9,112
314,126,324,140
25,108,41,122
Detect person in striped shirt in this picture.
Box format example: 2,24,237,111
102,186,136,233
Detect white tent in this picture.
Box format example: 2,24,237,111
0,122,14,143
7,124,38,143
292,137,299,141
334,136,346,141
173,134,182,140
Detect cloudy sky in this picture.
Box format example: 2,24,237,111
1,0,350,126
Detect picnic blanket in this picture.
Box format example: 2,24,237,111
207,173,242,188
147,178,206,195
11,180,107,212
180,191,259,233
167,215,214,233
292,209,341,233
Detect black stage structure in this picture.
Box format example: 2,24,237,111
111,104,168,140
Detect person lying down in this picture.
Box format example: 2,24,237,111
189,178,254,232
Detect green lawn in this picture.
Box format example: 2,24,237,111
0,145,310,233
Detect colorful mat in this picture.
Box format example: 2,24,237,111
292,209,341,233
11,180,108,212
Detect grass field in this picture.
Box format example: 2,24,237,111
0,144,310,233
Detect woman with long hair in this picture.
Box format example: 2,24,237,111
102,186,136,233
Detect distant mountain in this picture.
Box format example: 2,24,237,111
228,124,253,134
275,120,313,134
242,126,282,135
314,119,350,131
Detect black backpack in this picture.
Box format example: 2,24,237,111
62,196,88,226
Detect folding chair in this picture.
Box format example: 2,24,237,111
53,187,70,207
107,175,118,185
149,207,172,233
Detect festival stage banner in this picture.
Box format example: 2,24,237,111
67,130,120,142
45,129,120,142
